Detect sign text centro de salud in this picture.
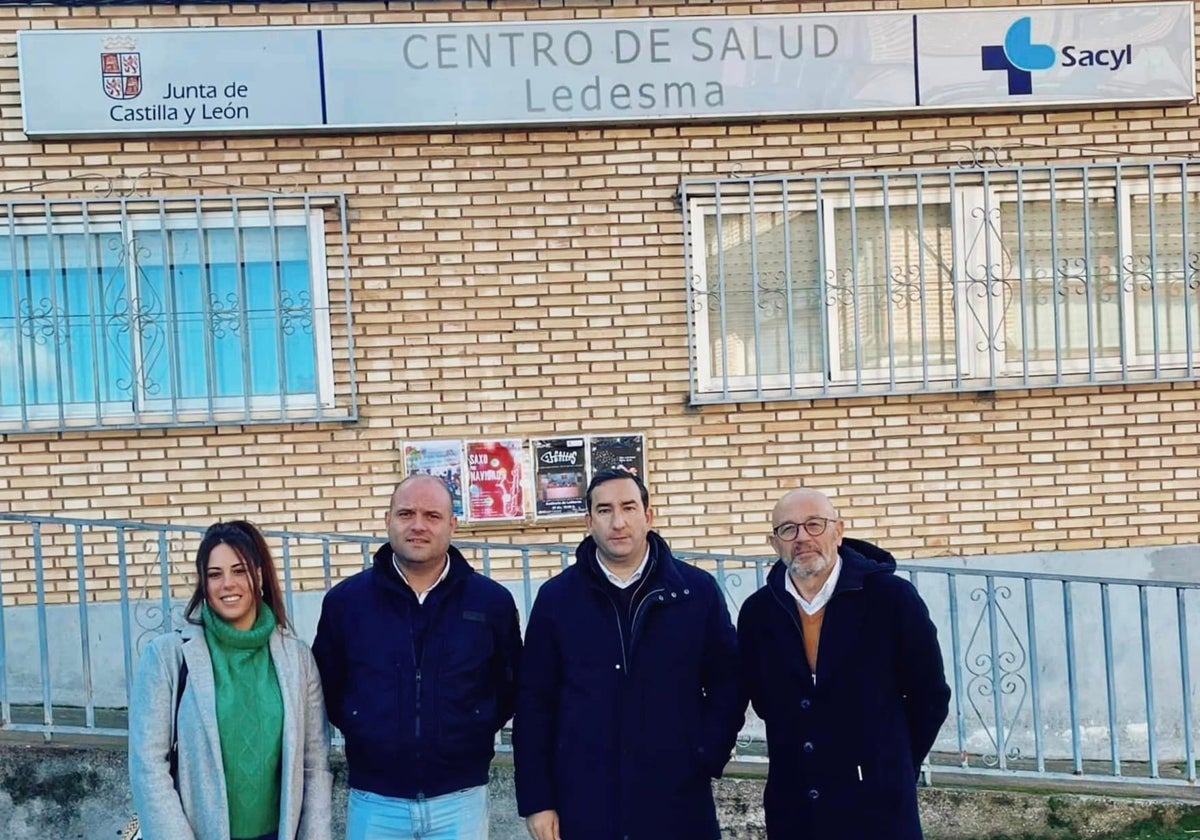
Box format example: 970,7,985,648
17,3,1196,138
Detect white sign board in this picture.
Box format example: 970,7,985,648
19,28,325,134
16,4,1195,138
917,4,1195,107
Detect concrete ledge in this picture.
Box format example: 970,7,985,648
1,743,1198,839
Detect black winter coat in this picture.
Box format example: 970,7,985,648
312,544,523,799
513,532,744,840
737,538,951,840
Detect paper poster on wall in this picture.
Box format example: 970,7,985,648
589,434,646,483
532,437,589,519
402,440,466,518
466,439,526,522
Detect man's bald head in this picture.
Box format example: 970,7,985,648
391,473,455,510
771,488,838,527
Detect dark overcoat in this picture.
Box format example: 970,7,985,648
737,538,951,839
514,531,744,840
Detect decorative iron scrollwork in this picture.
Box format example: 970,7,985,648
948,143,1008,170
106,238,166,396
209,292,244,338
964,584,1029,768
280,290,314,336
18,297,68,346
689,273,722,315
755,271,789,317
1121,253,1154,295
5,167,300,200
887,266,927,308
132,534,191,658
825,269,855,308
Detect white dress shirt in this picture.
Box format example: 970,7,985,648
598,547,651,590
784,556,843,616
394,552,451,604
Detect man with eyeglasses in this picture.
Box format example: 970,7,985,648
737,489,950,840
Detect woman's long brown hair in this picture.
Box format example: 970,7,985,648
184,520,290,631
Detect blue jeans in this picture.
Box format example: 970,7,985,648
346,785,488,840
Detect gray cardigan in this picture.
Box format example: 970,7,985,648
129,622,333,840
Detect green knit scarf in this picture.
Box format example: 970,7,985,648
202,602,284,840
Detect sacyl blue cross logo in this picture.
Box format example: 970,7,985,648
981,17,1056,95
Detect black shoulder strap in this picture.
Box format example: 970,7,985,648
175,658,189,715
168,650,189,786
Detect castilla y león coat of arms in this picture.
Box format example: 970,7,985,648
101,36,141,100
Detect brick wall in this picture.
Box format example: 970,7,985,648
2,0,1198,601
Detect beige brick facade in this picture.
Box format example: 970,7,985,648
2,0,1199,601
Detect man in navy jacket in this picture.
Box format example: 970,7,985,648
313,474,522,840
514,469,744,840
738,488,950,839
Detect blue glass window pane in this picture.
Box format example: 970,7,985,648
57,234,112,406
205,228,246,399
242,227,282,397
13,232,134,409
95,231,136,405
1,214,318,420
133,229,171,402
278,227,317,396
0,235,18,409
17,236,62,407
165,229,211,401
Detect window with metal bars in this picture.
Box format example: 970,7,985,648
0,194,353,431
682,162,1200,403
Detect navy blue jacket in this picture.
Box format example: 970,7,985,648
513,532,744,840
737,538,951,840
312,543,522,799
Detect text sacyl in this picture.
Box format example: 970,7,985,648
1061,44,1132,71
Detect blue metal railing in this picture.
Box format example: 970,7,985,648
0,513,1196,787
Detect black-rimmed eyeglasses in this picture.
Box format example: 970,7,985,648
772,518,838,540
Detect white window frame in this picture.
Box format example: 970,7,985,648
820,187,966,386
0,208,334,425
689,196,826,395
690,171,1200,399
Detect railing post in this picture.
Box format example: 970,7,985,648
157,531,172,637
1063,581,1083,775
33,524,52,739
1024,577,1045,773
74,525,95,730
117,527,134,711
947,572,968,767
984,576,1007,770
1178,588,1196,783
1138,586,1158,778
1100,583,1120,776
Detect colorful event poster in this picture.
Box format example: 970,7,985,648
466,439,525,522
532,437,588,519
402,440,465,518
589,434,646,483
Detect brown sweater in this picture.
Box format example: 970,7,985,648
798,606,824,674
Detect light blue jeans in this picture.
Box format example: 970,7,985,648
346,785,488,840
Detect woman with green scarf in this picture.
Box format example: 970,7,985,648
130,521,332,840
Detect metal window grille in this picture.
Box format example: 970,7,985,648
682,161,1200,403
0,192,357,433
